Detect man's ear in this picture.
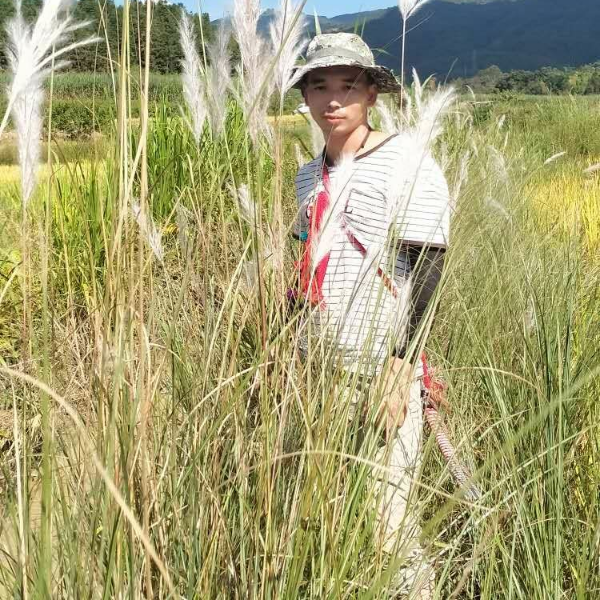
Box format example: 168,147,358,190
366,84,378,107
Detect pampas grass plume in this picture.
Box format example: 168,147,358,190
583,162,600,175
269,0,307,104
206,23,231,138
232,184,282,277
408,69,455,146
544,151,566,166
311,153,355,269
179,10,206,143
309,115,324,157
132,201,164,262
375,99,399,135
3,0,99,207
294,143,306,168
232,0,275,143
382,72,455,237
234,183,256,224
398,0,432,20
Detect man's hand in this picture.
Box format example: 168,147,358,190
374,357,413,442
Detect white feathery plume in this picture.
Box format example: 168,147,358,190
398,0,432,20
294,143,306,168
232,184,280,277
234,183,256,224
524,296,537,333
3,0,99,207
497,114,506,130
484,196,510,221
375,99,399,134
206,23,231,138
269,0,307,104
397,0,432,109
13,87,43,206
388,81,455,220
412,69,423,113
583,162,600,175
383,75,455,239
487,145,509,185
232,0,276,144
406,71,455,148
132,201,164,262
452,149,471,205
179,10,206,143
175,203,193,256
309,115,324,157
311,153,355,269
232,0,260,74
543,151,566,166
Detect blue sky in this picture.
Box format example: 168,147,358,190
197,0,394,22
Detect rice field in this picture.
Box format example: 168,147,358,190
0,2,599,599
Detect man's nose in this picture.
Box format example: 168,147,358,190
327,97,343,109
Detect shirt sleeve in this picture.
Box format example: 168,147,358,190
393,153,452,249
293,164,317,242
291,202,309,241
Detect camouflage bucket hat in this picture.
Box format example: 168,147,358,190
289,32,401,94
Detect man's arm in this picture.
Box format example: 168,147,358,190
407,244,446,340
391,150,451,358
392,245,446,359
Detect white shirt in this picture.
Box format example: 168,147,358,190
294,133,451,375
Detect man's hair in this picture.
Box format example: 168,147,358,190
300,69,377,95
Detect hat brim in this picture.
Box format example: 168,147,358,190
288,56,402,94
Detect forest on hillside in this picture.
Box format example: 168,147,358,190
0,0,215,73
456,64,600,96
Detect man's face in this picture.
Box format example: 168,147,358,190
302,66,378,138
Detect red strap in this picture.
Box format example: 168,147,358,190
298,165,331,307
422,352,449,410
422,352,433,390
344,229,400,300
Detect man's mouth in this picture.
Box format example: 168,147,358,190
323,115,344,123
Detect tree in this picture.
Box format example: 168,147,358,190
0,0,214,74
585,71,600,95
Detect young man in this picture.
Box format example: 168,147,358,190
288,33,451,597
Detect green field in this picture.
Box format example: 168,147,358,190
1,57,600,600
0,72,304,139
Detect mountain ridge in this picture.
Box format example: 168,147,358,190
213,0,600,78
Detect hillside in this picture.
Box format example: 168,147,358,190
215,8,388,37
361,0,600,78
214,0,600,79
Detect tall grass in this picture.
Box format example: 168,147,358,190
0,2,599,599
